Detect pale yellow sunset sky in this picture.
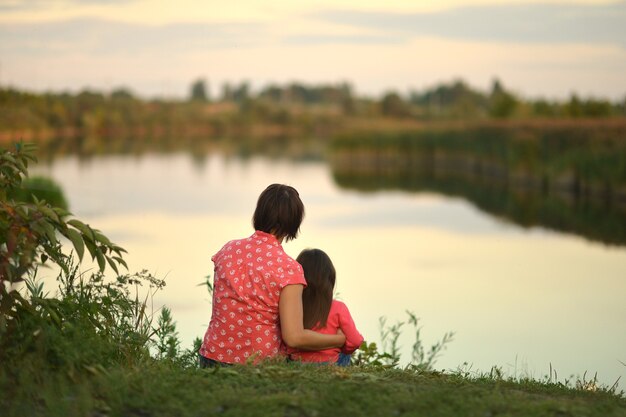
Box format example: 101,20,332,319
1,0,625,99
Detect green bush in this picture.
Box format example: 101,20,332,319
7,175,68,210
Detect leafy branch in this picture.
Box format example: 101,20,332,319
0,142,127,285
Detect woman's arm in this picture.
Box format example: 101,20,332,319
279,284,346,350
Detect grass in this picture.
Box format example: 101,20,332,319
116,365,622,417
1,259,624,417
3,359,625,417
2,272,624,417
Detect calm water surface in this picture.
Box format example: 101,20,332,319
33,151,626,386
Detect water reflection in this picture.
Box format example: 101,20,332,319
331,169,626,246
37,130,626,247
32,150,626,387
329,124,626,247
36,134,326,164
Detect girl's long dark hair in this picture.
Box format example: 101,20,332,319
296,248,336,329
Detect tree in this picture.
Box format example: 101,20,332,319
565,94,583,118
220,82,234,102
232,82,250,104
1,142,126,285
380,92,411,118
409,79,488,118
111,88,135,100
532,99,557,117
489,78,518,119
582,98,612,117
190,79,209,102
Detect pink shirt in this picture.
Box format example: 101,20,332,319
199,231,307,364
288,300,364,363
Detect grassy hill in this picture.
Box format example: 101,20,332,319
4,359,625,417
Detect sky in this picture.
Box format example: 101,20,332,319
0,0,625,100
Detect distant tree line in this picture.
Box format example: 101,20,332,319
401,79,621,119
0,78,624,141
187,77,624,119
188,79,355,111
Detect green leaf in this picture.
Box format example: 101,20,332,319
39,205,60,223
93,230,112,246
45,249,69,274
42,222,58,245
68,219,95,240
2,154,17,164
65,228,85,261
53,207,72,218
112,256,128,270
24,154,37,162
84,238,97,261
43,304,61,326
112,245,128,256
29,222,45,237
14,159,27,174
95,250,106,272
106,256,119,275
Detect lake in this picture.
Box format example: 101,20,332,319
32,149,626,387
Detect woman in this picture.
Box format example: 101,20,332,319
199,184,345,365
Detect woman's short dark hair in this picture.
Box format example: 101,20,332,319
253,184,304,242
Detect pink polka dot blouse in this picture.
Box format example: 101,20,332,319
199,231,306,364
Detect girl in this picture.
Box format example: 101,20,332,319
288,248,364,366
199,184,345,366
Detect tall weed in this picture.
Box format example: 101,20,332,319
354,310,455,371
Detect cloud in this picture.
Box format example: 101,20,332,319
0,0,133,10
1,3,625,99
311,2,626,47
283,33,404,46
3,2,624,59
0,18,267,56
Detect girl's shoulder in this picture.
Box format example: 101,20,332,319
330,299,348,313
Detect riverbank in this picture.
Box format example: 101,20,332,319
330,120,626,246
331,120,626,203
4,360,625,417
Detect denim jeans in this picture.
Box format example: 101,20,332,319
198,354,231,368
336,353,351,367
199,353,352,367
